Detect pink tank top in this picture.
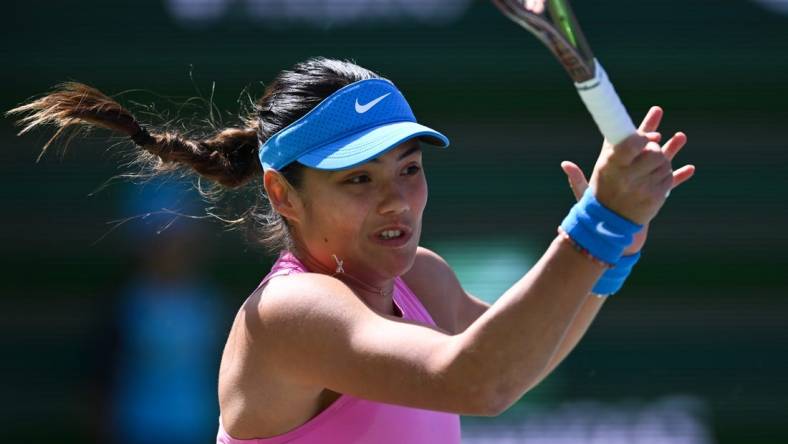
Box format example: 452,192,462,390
216,251,462,444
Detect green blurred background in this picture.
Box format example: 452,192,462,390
2,0,787,442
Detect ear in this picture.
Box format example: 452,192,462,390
263,169,303,224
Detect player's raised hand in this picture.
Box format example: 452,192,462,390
560,106,696,248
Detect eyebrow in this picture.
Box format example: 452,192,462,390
368,145,422,163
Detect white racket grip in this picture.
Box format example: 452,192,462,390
575,59,637,146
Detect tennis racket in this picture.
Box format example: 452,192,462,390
490,0,637,145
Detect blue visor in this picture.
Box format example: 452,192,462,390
259,78,449,171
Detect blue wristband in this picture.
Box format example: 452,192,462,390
593,250,641,296
559,187,643,265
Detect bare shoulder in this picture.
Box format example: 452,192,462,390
219,273,369,438
228,272,363,392
250,272,366,340
401,246,462,334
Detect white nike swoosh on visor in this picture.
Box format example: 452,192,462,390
596,221,624,238
355,93,391,114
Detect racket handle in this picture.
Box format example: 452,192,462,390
575,59,637,146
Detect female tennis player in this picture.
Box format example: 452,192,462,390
9,57,694,443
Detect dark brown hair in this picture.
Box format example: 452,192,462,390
7,57,381,252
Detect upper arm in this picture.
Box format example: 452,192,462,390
248,272,493,415
403,247,491,335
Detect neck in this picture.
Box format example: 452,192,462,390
291,246,396,315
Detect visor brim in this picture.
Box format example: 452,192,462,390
296,121,449,171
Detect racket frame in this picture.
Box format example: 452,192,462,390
491,0,596,83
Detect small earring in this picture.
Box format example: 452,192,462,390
331,254,344,274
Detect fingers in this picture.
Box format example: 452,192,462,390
653,164,694,201
610,133,650,165
638,106,664,134
601,123,658,158
671,164,696,189
633,127,690,187
663,133,693,192
560,161,589,201
629,141,668,177
661,132,687,161
656,172,674,196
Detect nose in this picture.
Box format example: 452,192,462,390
377,181,410,216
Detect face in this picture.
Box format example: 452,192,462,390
289,139,427,283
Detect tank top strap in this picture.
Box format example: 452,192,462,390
392,277,438,327
254,251,308,291
254,253,437,329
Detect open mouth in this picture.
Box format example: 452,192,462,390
371,225,413,247
378,229,404,240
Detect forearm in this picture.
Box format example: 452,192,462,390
446,234,607,412
530,293,606,389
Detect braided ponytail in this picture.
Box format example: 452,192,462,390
7,82,261,188
7,57,382,252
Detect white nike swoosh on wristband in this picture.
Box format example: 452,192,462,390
355,93,390,114
596,221,624,238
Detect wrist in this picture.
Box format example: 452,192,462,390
592,250,642,297
559,187,643,265
557,226,615,269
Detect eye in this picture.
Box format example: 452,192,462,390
402,164,421,176
345,174,371,185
